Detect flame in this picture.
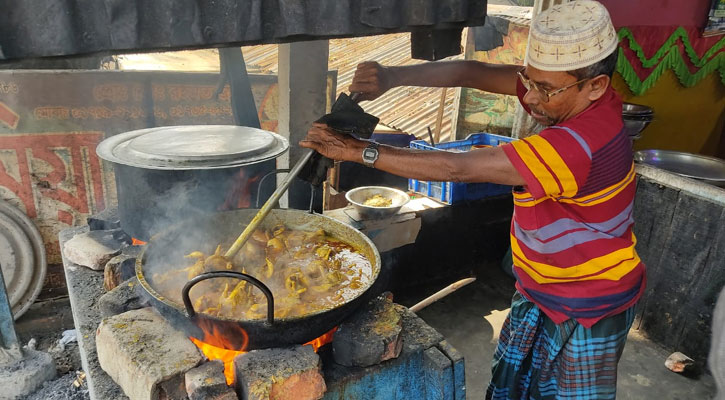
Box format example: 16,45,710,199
303,327,337,352
189,326,337,386
190,337,245,385
189,320,250,385
219,170,262,211
131,238,147,246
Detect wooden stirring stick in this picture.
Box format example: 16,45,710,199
409,277,476,313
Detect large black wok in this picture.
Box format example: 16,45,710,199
136,208,382,351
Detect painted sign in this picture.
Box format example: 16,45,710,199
0,70,336,263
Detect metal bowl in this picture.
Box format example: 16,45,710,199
622,103,653,141
345,186,410,219
623,116,652,141
634,150,725,188
622,103,653,116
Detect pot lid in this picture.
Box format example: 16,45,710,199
0,200,46,320
97,125,289,170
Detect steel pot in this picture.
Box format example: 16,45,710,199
136,208,383,350
97,125,288,240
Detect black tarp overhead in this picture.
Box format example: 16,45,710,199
0,0,487,61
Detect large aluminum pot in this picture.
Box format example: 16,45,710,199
97,126,288,241
136,208,382,350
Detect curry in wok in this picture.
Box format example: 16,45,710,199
147,223,374,320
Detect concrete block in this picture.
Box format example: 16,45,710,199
96,307,204,400
0,349,56,400
60,225,127,400
104,246,142,291
63,229,129,271
332,295,404,367
185,360,238,400
235,345,325,400
399,307,445,355
98,277,147,318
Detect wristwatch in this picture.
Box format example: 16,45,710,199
362,141,380,168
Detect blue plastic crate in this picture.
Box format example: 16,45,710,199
408,133,515,204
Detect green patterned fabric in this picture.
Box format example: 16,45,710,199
616,27,725,96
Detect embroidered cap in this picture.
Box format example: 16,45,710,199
526,1,618,72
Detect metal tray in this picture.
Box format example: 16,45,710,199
634,150,725,188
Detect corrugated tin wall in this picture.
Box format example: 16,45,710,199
118,33,461,142
244,33,462,142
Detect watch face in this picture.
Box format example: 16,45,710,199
363,146,378,165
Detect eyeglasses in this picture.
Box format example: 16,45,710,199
517,70,589,103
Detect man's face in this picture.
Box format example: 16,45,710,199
520,66,594,126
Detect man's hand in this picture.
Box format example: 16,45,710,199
300,123,364,162
349,62,394,102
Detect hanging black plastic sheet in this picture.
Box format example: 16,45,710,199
0,0,487,61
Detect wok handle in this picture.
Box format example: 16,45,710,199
182,271,275,325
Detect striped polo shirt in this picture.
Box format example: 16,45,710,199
501,83,645,328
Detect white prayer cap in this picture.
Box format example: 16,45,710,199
526,1,618,71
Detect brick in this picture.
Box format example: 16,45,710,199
665,352,695,373
63,229,129,271
96,307,204,400
98,276,147,317
234,345,325,400
185,360,238,400
104,246,142,291
332,295,404,367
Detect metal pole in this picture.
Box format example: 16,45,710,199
0,267,22,363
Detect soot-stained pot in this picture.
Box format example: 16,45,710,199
96,125,288,241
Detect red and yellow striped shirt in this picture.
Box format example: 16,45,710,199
501,83,645,327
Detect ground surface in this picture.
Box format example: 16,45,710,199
13,298,89,400
395,262,718,399
25,372,90,400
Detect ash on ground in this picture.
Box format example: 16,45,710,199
25,371,90,400
21,329,89,400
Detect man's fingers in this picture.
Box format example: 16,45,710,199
299,140,317,149
353,67,379,79
349,83,374,93
356,61,379,70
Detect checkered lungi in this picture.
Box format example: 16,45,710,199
486,292,636,400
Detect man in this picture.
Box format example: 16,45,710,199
302,1,645,399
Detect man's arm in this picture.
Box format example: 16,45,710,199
350,61,520,101
301,123,526,186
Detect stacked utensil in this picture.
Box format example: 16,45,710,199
622,103,654,141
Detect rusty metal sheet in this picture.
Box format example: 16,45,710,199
0,0,487,61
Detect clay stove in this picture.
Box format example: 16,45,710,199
59,209,464,400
